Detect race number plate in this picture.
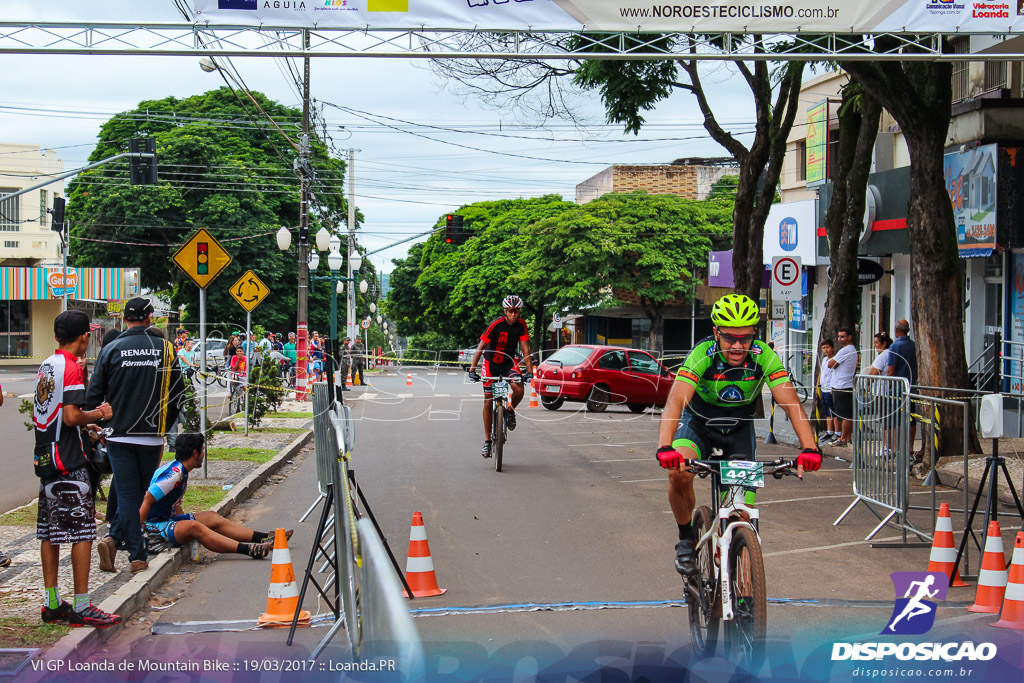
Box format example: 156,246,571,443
720,461,765,488
491,381,510,399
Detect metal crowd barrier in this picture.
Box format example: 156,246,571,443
834,374,927,544
357,517,426,677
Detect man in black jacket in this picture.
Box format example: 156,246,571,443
87,297,184,574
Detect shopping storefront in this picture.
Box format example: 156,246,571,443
0,266,139,365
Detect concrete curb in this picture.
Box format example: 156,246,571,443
32,428,314,671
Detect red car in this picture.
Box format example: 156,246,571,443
534,344,674,412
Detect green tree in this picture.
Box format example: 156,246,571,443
520,192,733,351
66,87,355,335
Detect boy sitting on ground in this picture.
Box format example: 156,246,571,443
139,432,292,559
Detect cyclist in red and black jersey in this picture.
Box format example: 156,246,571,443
467,295,535,458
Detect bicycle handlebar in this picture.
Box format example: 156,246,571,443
685,457,799,480
474,375,524,383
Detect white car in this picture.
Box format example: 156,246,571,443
458,346,476,370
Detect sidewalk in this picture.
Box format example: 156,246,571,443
0,400,315,660
759,392,1024,505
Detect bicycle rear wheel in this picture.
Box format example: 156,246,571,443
492,402,504,472
724,526,767,672
687,505,720,658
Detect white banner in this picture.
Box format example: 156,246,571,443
194,1,1024,34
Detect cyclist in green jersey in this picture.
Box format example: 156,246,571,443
656,294,821,575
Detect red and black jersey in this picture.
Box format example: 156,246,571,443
34,350,88,478
480,316,529,366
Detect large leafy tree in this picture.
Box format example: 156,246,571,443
845,42,976,456
66,87,364,335
433,35,805,299
387,192,732,353
520,192,733,351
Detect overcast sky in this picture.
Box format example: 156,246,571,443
1,1,771,274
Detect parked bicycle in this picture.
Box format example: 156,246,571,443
228,370,246,414
685,454,800,671
476,374,523,472
785,355,809,404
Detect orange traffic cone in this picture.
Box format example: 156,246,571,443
992,531,1024,630
406,372,413,387
968,520,1009,613
528,381,539,408
257,528,312,628
402,512,446,598
928,503,969,587
346,372,353,387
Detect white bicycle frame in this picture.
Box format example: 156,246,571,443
696,484,761,622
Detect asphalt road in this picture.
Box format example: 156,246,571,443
0,369,241,514
63,371,1024,681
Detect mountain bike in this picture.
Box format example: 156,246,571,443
478,374,523,472
684,454,800,671
228,370,246,414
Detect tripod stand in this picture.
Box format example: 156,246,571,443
950,439,1024,584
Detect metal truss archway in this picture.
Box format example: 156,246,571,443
0,22,1017,61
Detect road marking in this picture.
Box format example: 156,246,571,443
567,440,656,447
398,393,413,398
620,478,664,483
434,393,450,397
762,536,905,557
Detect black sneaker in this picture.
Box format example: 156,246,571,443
248,541,273,559
505,409,517,431
481,441,492,459
67,604,122,629
675,539,697,576
41,601,72,624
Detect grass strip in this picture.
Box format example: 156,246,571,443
206,447,276,463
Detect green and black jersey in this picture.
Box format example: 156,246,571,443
676,336,790,423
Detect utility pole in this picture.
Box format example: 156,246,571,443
346,148,356,341
295,29,311,400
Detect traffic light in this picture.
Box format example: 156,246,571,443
197,242,209,275
445,214,465,244
128,137,158,186
50,196,65,233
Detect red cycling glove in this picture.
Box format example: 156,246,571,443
796,448,822,472
656,446,686,469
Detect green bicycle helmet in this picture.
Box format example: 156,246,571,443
711,294,760,327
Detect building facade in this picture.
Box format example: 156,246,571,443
0,144,139,366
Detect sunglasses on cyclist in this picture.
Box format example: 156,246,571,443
718,331,755,346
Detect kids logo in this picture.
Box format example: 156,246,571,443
881,571,949,635
778,217,798,252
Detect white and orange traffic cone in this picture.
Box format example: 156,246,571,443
992,531,1024,630
928,502,969,587
257,528,311,628
968,520,1009,614
406,372,413,387
346,372,353,387
528,380,539,408
402,511,446,598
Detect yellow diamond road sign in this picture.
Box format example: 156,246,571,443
230,270,271,312
172,228,232,289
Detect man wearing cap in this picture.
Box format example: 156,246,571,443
87,297,185,574
35,310,121,627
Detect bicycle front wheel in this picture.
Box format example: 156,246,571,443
688,505,720,658
724,526,767,673
492,402,504,472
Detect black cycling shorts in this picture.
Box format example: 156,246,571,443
671,410,756,461
482,359,518,398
